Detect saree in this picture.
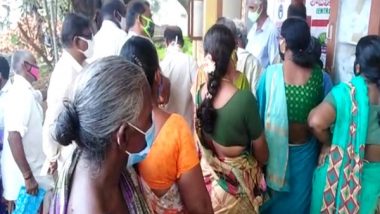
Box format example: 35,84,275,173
197,136,265,214
311,76,380,214
49,149,151,214
256,64,319,213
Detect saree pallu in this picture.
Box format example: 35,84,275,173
311,76,371,214
140,178,185,214
260,139,318,214
198,142,266,214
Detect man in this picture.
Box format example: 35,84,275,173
91,0,128,60
126,0,155,38
0,56,10,214
160,26,197,127
1,50,53,212
43,13,93,175
246,0,279,68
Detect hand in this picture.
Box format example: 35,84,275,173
158,76,170,106
318,144,331,166
25,175,38,195
48,160,57,175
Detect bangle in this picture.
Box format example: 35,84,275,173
23,172,33,180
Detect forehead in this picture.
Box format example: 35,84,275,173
25,55,37,65
247,0,261,7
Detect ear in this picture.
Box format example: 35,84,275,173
114,10,121,21
154,69,161,86
280,40,287,54
116,123,128,149
355,64,361,75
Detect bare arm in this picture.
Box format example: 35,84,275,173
177,165,213,214
252,133,268,165
308,102,336,146
8,131,38,194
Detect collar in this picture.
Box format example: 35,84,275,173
101,20,120,31
255,17,270,32
0,80,12,93
166,44,182,54
13,74,33,90
61,50,83,73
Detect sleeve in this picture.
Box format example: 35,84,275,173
245,55,263,96
256,69,267,125
176,116,199,178
42,73,69,160
323,91,336,109
244,91,263,141
323,71,334,97
4,91,32,137
189,58,198,85
268,28,280,65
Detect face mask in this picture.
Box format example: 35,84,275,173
248,7,262,23
25,62,40,81
78,37,94,59
141,15,155,38
120,16,127,31
125,122,155,167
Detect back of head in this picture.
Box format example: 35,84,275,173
233,19,248,48
126,0,146,31
0,56,10,80
61,13,91,48
287,3,307,20
55,56,147,165
101,0,126,18
281,18,315,68
355,35,380,89
120,36,159,86
197,24,236,134
11,50,34,74
163,26,184,47
216,17,237,38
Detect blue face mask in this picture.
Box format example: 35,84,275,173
126,122,155,167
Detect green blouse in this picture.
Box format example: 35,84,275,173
197,90,263,147
285,67,323,123
325,93,380,145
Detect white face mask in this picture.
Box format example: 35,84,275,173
120,16,127,30
78,37,94,59
248,6,262,23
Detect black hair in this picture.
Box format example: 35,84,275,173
164,26,184,47
61,13,91,48
216,17,237,38
355,35,380,90
0,56,10,80
120,36,159,86
126,0,146,31
101,0,126,18
287,3,307,20
281,18,315,68
196,24,236,134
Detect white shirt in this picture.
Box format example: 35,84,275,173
246,17,279,69
0,80,12,135
42,51,81,170
237,47,262,96
160,45,197,127
1,75,53,200
91,20,129,61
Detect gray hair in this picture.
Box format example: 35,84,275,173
11,50,34,74
233,19,248,48
54,56,147,164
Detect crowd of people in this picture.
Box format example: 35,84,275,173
0,0,379,213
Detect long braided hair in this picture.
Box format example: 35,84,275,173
196,24,236,135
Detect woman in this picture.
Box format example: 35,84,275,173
50,57,152,214
256,18,324,213
195,24,268,213
120,36,213,214
309,35,380,214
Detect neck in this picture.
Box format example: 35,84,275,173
67,49,86,65
84,147,127,191
257,13,268,29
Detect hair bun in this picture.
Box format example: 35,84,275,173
54,100,80,146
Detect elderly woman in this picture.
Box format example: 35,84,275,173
50,57,152,214
309,35,380,214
